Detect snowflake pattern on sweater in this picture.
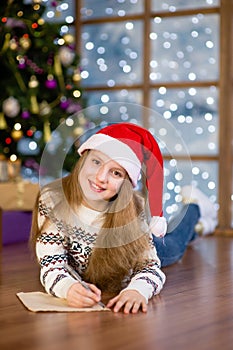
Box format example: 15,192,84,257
35,184,166,303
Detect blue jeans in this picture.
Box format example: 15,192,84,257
153,204,200,267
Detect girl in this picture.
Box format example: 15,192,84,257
30,122,217,314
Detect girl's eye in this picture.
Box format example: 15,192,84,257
112,169,124,178
92,158,101,165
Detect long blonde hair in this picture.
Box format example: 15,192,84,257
30,151,150,293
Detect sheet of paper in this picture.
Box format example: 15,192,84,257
17,291,110,313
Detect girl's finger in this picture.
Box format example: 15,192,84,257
113,299,125,313
123,301,134,314
87,283,102,296
131,302,141,314
106,295,119,308
78,284,100,300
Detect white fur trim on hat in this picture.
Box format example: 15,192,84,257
78,134,141,187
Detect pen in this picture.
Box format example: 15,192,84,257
64,263,106,308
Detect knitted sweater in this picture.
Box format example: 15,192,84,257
35,182,166,303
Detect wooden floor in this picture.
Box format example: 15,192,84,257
1,235,233,350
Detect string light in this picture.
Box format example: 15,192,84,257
10,154,17,162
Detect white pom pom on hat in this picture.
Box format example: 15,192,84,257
78,122,167,237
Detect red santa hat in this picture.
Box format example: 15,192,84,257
78,122,167,237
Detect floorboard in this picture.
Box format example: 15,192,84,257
0,235,233,350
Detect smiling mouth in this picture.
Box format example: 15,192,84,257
88,180,105,192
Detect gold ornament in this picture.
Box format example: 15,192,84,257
30,95,39,114
73,127,84,137
39,100,51,117
29,76,39,114
28,75,39,88
33,4,40,11
43,119,51,142
54,54,65,90
63,34,75,45
17,11,23,17
11,129,23,141
0,112,7,129
0,154,6,161
54,54,62,76
78,115,87,126
2,33,11,53
73,69,81,83
19,36,31,50
38,18,45,25
55,10,61,18
9,38,18,50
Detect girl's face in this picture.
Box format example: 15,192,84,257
78,150,127,211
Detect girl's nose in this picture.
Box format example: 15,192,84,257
96,165,108,183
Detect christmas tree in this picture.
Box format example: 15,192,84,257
0,0,88,180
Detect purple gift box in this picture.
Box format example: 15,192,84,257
2,211,32,245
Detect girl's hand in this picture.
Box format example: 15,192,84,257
67,282,101,308
106,290,147,314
